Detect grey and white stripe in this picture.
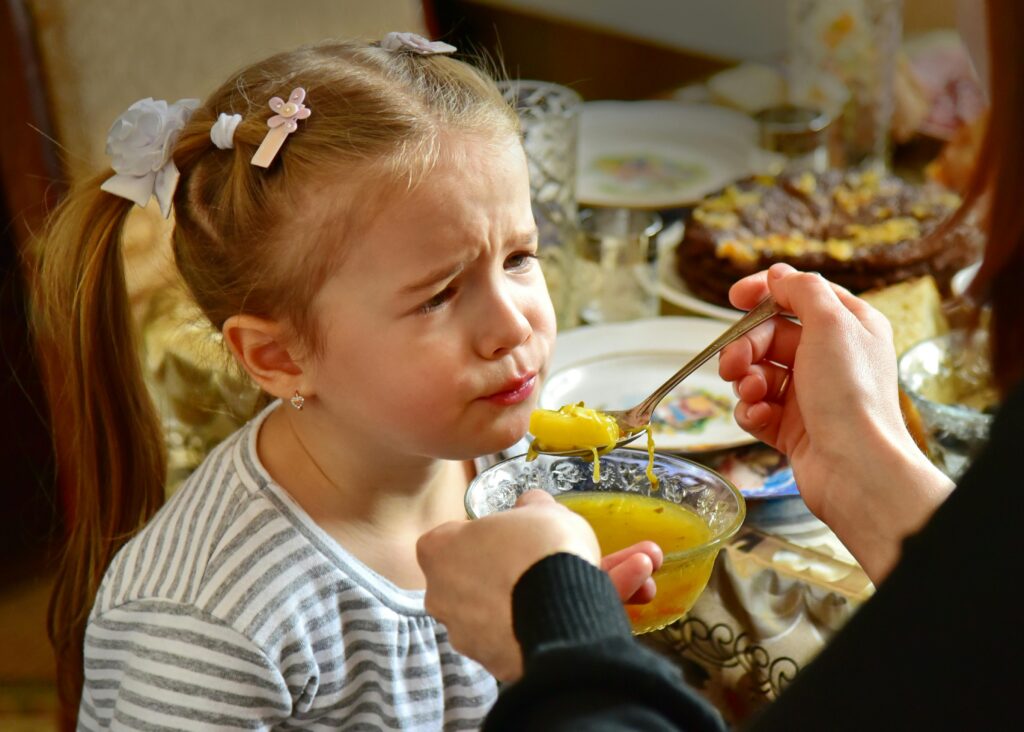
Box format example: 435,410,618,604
79,403,497,730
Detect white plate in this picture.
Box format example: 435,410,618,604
658,256,743,322
577,101,774,209
542,317,757,453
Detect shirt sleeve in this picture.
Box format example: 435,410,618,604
79,599,292,730
483,553,726,732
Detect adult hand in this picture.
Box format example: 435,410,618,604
718,264,954,582
417,490,661,681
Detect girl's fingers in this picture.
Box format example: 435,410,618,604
601,541,664,573
626,578,657,605
514,489,556,507
605,552,657,604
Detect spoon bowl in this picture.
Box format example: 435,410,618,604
533,295,783,457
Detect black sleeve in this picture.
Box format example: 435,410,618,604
743,382,1024,731
483,552,726,732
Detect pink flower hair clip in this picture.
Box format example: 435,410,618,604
251,87,312,168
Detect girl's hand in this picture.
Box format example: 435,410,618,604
602,540,663,605
417,490,661,681
718,264,954,582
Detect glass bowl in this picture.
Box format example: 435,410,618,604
898,330,996,479
466,448,745,633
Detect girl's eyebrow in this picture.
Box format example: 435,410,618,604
510,228,539,246
400,228,537,294
402,262,465,294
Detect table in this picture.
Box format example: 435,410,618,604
641,510,873,725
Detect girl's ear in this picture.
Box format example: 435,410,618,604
222,314,309,399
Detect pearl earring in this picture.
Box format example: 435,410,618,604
290,391,305,411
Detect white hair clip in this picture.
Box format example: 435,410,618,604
380,32,456,56
100,97,199,218
211,112,243,150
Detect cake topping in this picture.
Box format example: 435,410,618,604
695,170,957,266
678,168,979,308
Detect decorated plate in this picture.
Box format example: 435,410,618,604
692,443,799,500
542,317,757,453
577,101,775,209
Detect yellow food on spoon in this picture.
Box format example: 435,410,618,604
529,403,620,452
528,403,619,481
645,427,659,491
528,403,659,489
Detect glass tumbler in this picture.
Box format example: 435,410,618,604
576,208,663,324
498,79,583,330
786,0,902,169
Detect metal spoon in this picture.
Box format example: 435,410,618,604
533,295,784,457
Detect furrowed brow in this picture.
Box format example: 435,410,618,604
401,262,465,294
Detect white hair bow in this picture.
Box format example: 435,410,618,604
380,32,456,56
100,97,199,218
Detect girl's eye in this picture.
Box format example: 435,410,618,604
419,287,455,314
505,252,538,271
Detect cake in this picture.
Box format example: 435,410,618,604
675,169,982,307
859,275,949,357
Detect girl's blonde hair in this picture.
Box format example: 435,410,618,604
34,39,518,727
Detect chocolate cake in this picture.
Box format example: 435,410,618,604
675,169,981,307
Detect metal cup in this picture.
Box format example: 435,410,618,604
576,208,663,324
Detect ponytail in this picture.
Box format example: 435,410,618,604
33,177,166,727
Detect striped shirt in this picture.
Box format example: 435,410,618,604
79,404,497,730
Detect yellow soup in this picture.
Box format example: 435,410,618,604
557,492,717,633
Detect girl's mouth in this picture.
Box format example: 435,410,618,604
482,374,537,406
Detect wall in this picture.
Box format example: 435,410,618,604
28,0,425,181
472,0,956,62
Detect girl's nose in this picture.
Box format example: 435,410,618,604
475,286,532,359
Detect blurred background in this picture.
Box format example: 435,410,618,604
0,0,972,728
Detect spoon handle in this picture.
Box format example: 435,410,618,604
629,295,784,425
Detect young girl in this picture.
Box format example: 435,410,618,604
37,35,556,730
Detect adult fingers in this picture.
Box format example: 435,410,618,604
733,400,784,447
733,362,792,404
728,269,772,311
828,285,895,341
766,268,867,333
719,316,803,381
731,264,875,329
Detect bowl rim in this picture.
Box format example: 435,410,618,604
465,447,747,563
